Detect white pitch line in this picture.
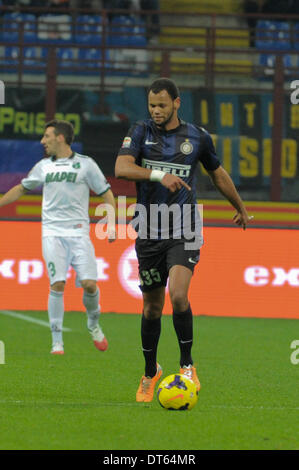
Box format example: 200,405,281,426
206,404,299,411
0,400,298,410
0,399,146,408
0,310,72,332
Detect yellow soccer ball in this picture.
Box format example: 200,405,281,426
157,374,198,410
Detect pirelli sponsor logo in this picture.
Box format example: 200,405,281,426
142,158,191,178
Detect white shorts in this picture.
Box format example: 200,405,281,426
42,236,98,287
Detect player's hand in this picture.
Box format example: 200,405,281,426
107,226,117,243
233,212,254,230
161,173,191,193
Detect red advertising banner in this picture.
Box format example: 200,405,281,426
0,221,298,319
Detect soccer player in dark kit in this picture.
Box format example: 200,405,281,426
115,77,253,402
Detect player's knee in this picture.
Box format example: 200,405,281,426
170,290,188,312
51,281,65,292
81,280,97,294
143,303,162,319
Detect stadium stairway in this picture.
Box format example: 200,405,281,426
160,0,242,14
153,54,252,75
159,25,249,48
157,2,251,76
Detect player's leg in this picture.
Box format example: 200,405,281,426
42,237,69,354
70,236,108,351
167,242,201,390
142,287,165,377
135,239,167,402
49,281,65,354
81,278,108,351
136,287,164,402
81,279,99,330
168,264,193,366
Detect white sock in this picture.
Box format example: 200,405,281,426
83,287,100,330
48,290,64,344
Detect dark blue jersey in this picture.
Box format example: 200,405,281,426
117,119,221,240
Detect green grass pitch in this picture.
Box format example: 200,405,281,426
0,311,298,450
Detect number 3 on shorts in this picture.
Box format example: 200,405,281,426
140,268,161,286
48,261,56,277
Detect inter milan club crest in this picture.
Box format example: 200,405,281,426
180,139,193,155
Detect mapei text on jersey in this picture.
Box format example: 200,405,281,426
45,171,78,183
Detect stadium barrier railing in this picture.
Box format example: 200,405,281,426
0,6,299,202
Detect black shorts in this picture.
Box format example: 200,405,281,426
135,238,200,292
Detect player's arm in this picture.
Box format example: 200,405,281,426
115,155,191,193
0,184,27,208
207,165,253,230
101,188,116,243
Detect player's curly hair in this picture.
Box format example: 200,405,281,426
148,78,180,100
45,119,74,145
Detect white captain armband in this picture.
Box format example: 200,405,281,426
149,170,166,182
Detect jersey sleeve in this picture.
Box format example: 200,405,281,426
86,158,111,196
198,128,221,172
117,121,145,159
21,161,44,190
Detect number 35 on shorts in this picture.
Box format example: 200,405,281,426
139,268,161,286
